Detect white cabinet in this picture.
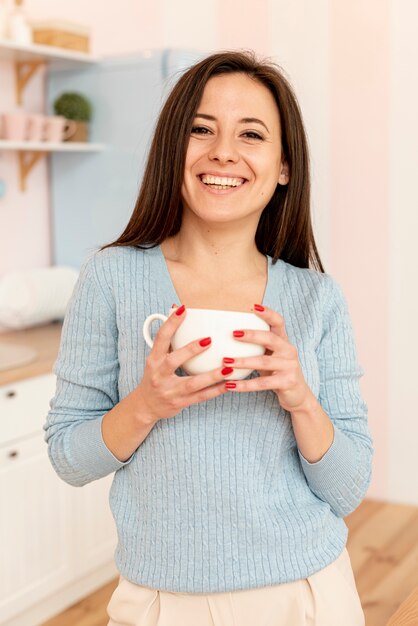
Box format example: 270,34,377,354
0,435,73,622
0,373,117,626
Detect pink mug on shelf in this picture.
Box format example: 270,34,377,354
26,113,47,142
43,116,77,142
2,111,28,141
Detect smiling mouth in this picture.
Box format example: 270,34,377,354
199,174,246,190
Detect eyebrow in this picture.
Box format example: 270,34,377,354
194,113,270,133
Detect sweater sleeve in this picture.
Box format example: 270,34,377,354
44,252,133,487
297,274,374,517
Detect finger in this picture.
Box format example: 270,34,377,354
175,364,236,398
232,329,288,353
251,305,289,341
162,334,213,375
151,303,187,359
225,374,284,393
167,305,178,352
222,355,294,371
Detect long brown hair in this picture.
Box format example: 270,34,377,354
101,50,325,272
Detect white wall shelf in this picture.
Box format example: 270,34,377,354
0,140,106,151
0,39,101,105
0,141,106,191
0,40,105,190
0,39,101,68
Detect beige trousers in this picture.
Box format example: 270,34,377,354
107,548,365,626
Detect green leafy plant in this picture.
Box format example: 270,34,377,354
53,92,92,122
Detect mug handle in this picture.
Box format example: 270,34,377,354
143,313,168,348
63,120,77,140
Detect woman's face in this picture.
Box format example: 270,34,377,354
181,72,289,227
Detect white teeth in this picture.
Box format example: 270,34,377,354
201,175,244,187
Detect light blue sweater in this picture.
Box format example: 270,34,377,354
44,244,373,593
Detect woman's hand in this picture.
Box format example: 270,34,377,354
135,304,230,422
223,304,314,412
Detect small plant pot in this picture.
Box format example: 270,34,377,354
64,121,89,142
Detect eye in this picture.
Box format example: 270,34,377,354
242,131,264,140
191,126,212,135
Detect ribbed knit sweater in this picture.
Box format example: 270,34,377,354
44,244,373,593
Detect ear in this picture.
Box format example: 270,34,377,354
278,161,289,186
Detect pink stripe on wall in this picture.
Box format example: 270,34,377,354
216,0,271,56
330,1,390,498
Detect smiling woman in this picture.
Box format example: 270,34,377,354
44,50,372,626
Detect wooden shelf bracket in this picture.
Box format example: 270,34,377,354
18,151,47,191
14,60,46,105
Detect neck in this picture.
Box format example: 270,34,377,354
162,224,266,281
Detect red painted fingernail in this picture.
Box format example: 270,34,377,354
254,304,265,312
223,357,235,364
221,366,234,376
233,330,245,337
175,304,186,316
199,337,212,347
225,382,237,389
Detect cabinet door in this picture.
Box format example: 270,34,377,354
70,472,118,578
0,436,73,624
0,373,57,445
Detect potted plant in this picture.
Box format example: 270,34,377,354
53,92,92,142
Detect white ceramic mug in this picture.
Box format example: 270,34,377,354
142,308,270,380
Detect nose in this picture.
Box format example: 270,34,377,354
208,133,239,163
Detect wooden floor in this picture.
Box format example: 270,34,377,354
42,498,418,626
345,499,418,625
